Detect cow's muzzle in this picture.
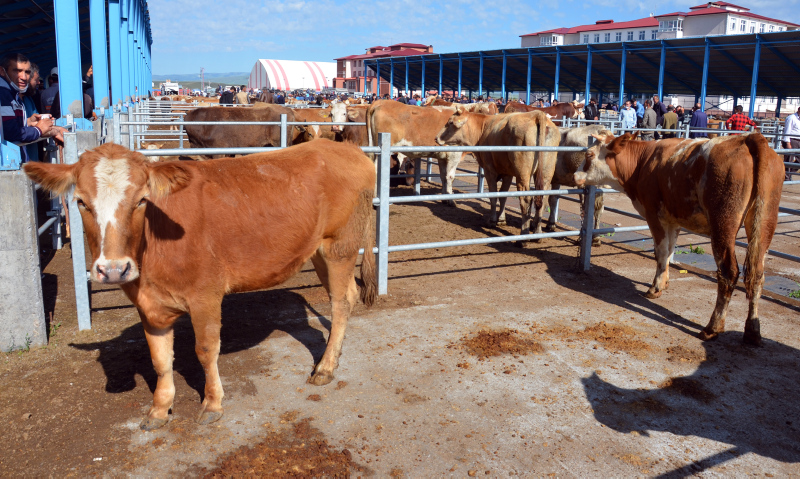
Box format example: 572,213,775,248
93,258,139,284
330,125,342,132
573,172,588,188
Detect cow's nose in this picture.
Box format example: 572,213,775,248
330,125,341,132
96,260,134,283
573,172,588,187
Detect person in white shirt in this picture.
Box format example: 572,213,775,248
783,106,800,168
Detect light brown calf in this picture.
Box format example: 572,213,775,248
24,140,377,429
575,132,784,345
435,109,559,241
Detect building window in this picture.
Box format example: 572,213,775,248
659,19,683,32
750,21,756,33
627,31,634,41
759,23,765,33
594,33,600,43
769,25,775,32
651,29,658,39
638,30,645,40
616,32,622,41
740,19,746,32
604,33,610,42
541,35,559,46
730,17,736,31
583,34,589,43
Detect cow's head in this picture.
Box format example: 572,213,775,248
23,143,191,284
574,131,636,189
435,110,473,146
329,102,347,132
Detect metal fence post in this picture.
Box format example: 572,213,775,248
376,132,391,295
179,119,184,149
280,114,287,148
477,167,485,194
113,108,121,144
579,184,597,272
684,123,690,139
414,158,421,195
63,132,92,330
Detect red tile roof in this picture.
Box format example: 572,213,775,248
690,1,748,10
656,7,800,27
390,43,429,48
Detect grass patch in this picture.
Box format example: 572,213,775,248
676,244,705,255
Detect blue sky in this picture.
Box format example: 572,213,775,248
149,0,800,75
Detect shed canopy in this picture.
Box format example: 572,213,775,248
248,59,336,92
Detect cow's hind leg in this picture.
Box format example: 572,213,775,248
741,195,779,346
190,301,225,425
698,234,740,342
496,176,512,226
141,318,177,431
309,249,359,386
545,184,560,233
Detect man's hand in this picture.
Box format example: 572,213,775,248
35,116,55,132
27,113,41,127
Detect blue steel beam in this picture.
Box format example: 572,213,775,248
554,48,561,98
390,58,394,95
618,43,626,103
585,46,592,102
764,43,800,75
375,61,380,96
700,39,710,108
658,41,666,99
421,57,426,96
501,50,507,100
708,39,779,96
120,0,130,102
90,0,110,110
458,53,462,96
749,35,761,116
54,0,84,119
405,57,408,94
631,50,699,95
478,52,484,97
439,54,443,94
526,49,532,104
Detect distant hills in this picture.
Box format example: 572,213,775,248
152,72,249,87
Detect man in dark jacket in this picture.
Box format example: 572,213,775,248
584,97,599,121
688,103,708,138
219,87,235,104
652,95,668,138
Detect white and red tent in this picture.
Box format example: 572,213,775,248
248,59,336,92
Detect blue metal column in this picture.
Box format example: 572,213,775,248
54,0,84,119
108,0,123,107
438,54,443,95
501,50,507,100
457,53,462,97
404,58,409,95
375,60,380,96
90,0,110,111
700,38,710,110
585,46,592,103
478,52,484,98
658,41,666,100
748,35,762,117
390,59,394,97
618,43,627,105
120,0,130,102
526,49,532,105
127,0,136,100
421,57,425,98
555,48,561,101
776,97,782,117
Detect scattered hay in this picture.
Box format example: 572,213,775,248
666,345,706,363
201,416,368,478
536,322,651,358
460,328,545,360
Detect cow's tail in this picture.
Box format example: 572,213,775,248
743,133,783,298
359,189,378,307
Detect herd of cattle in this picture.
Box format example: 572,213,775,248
22,94,785,430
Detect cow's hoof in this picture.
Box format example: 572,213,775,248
643,289,662,299
544,224,557,233
308,371,334,386
743,318,762,347
140,416,169,431
514,241,527,248
441,200,457,207
592,237,602,247
698,329,720,341
197,409,224,425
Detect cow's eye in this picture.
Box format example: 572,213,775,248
76,198,87,209
137,198,147,208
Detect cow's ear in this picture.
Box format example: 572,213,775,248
321,112,330,118
347,110,359,121
591,133,613,145
147,162,192,199
630,130,640,141
454,117,468,129
23,162,76,196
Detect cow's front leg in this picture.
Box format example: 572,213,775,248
545,185,560,232
644,222,676,299
437,152,462,207
141,319,176,431
484,171,500,226
190,301,225,425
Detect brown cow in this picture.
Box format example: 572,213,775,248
183,105,303,157
423,96,499,115
367,100,465,205
504,102,580,122
435,110,559,240
292,103,348,143
339,105,369,146
574,132,784,345
23,141,377,429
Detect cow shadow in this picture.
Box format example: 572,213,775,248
582,331,800,472
70,288,331,401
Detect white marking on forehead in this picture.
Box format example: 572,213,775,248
93,157,132,258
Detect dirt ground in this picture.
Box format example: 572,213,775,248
3,173,800,477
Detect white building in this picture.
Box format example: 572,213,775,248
247,59,336,92
521,2,798,48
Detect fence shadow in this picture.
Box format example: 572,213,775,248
582,331,800,472
70,288,331,401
